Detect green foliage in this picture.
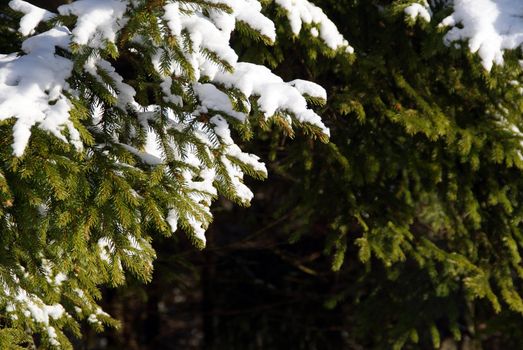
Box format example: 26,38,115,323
209,0,523,348
5,0,523,348
0,0,331,347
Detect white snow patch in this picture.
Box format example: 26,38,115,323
274,0,351,51
58,0,128,48
167,209,179,232
213,63,330,136
0,27,79,156
194,83,246,121
9,0,55,36
288,79,327,100
440,0,523,71
404,1,432,23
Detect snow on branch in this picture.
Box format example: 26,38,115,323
2,0,347,158
9,0,55,35
0,27,80,156
404,1,432,23
274,0,353,52
439,0,523,71
57,0,128,48
0,1,351,344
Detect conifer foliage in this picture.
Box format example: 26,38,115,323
211,0,523,348
0,0,349,347
3,0,523,348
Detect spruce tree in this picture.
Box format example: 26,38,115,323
4,0,523,349
0,0,348,347
203,0,523,348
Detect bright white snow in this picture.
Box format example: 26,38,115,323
274,0,352,51
9,0,55,36
213,63,330,135
404,1,432,23
440,0,523,71
58,0,128,48
0,27,80,156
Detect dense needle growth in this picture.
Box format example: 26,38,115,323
2,0,523,349
0,0,347,347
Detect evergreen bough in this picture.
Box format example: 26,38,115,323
0,0,348,347
220,0,523,348
4,0,523,348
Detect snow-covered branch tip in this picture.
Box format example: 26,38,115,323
1,0,350,157
439,0,523,71
0,1,351,345
404,1,523,71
